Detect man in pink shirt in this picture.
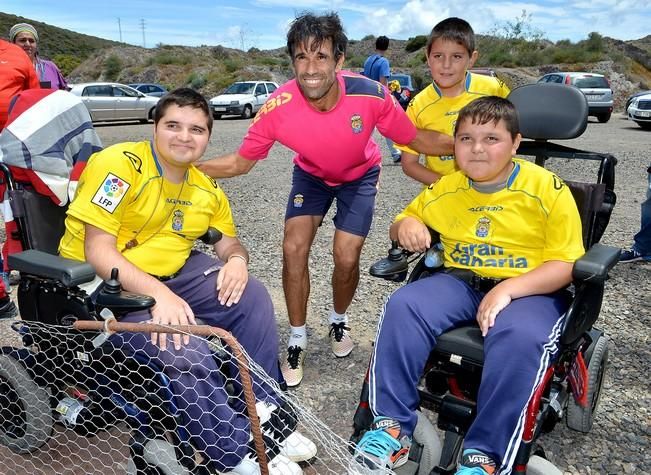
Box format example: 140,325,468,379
197,12,453,387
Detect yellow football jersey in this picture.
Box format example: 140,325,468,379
397,72,510,177
395,159,584,279
59,141,236,276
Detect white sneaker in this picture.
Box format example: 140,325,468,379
256,401,317,463
225,452,303,475
329,322,353,357
280,346,306,387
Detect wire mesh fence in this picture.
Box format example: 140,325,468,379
0,317,391,475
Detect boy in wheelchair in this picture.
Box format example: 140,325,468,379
353,96,585,474
54,88,315,474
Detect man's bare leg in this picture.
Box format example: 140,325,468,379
329,229,365,357
280,215,321,386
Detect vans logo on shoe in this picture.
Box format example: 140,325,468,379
467,454,492,464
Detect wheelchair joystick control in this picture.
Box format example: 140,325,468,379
103,268,122,295
388,240,403,261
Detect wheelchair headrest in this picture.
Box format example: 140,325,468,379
508,83,588,140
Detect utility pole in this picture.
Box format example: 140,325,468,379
140,18,146,48
117,18,122,42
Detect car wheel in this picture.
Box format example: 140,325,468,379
0,355,53,453
566,335,608,433
213,114,222,120
635,121,651,130
241,105,253,120
596,112,611,123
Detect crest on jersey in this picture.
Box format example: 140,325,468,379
476,216,490,238
172,210,184,231
293,193,304,208
351,114,363,134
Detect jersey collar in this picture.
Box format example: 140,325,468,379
468,160,520,192
432,71,473,99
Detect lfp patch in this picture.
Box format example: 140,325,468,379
92,174,130,213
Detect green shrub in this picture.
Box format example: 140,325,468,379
53,54,81,77
187,72,207,89
223,58,242,73
361,34,375,41
405,35,427,53
346,55,366,68
149,52,191,66
104,55,122,81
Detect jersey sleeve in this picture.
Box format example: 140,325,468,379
208,186,237,238
378,58,390,80
66,148,136,237
375,86,417,146
237,94,281,160
394,102,422,155
542,179,585,262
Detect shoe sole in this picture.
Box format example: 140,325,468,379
332,346,353,358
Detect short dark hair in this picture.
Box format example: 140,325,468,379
454,96,520,140
154,88,213,134
426,17,475,56
286,12,347,62
375,35,389,51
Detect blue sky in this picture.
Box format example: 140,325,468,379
2,0,648,51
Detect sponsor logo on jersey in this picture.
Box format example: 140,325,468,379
440,154,455,161
92,173,130,213
450,242,528,269
252,92,292,125
351,114,363,134
469,206,504,212
172,210,184,231
475,216,491,237
293,193,304,208
123,151,142,173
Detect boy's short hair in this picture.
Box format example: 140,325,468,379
154,88,213,134
375,35,389,51
426,17,475,56
286,12,347,62
454,96,520,140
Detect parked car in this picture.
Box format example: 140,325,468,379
209,81,278,119
469,68,497,77
626,91,651,130
388,73,416,109
128,83,168,97
625,90,651,114
69,82,159,123
537,72,613,123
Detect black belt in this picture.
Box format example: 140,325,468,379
444,268,502,293
150,271,180,282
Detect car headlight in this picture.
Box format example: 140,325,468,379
630,98,639,108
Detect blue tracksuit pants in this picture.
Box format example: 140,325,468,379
368,272,568,472
107,251,282,472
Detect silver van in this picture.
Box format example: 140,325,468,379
538,72,613,123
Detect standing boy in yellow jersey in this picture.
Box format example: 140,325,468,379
398,17,510,185
354,97,584,474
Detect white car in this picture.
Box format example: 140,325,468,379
209,81,278,119
627,92,651,130
69,82,159,123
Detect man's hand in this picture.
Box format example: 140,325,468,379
150,290,197,351
395,217,431,252
216,256,249,307
476,285,512,336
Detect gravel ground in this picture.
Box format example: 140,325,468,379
11,113,649,474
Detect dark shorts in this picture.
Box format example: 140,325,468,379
285,165,380,237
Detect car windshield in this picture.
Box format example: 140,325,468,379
574,77,609,89
224,83,255,94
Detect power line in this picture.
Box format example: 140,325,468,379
117,17,122,42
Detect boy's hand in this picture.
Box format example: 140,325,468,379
216,257,249,307
397,217,431,252
476,285,512,336
150,291,196,351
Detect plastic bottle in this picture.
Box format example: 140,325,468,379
424,243,444,268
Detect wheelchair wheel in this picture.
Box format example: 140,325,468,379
566,335,608,433
126,438,189,475
526,455,562,475
412,410,441,475
0,354,53,453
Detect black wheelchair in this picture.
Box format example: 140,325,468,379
350,83,620,475
0,164,255,475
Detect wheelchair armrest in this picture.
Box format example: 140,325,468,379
572,243,620,283
8,249,96,287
